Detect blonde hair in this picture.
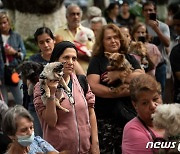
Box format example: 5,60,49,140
130,74,161,102
0,12,10,23
92,23,129,57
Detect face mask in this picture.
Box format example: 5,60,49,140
17,131,34,147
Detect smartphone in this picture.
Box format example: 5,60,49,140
149,13,156,21
138,36,146,43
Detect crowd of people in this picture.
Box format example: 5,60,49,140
0,0,180,154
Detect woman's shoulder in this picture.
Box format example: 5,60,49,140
29,53,41,61
30,136,58,153
124,117,143,131
125,54,141,69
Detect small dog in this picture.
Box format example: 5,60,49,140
17,61,44,95
152,103,180,153
128,41,149,69
104,52,133,82
104,52,133,93
39,62,70,112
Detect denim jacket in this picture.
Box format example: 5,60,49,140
0,29,26,80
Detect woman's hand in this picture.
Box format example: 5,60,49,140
46,80,59,96
101,70,129,85
4,45,17,56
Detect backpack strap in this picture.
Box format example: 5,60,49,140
77,75,88,96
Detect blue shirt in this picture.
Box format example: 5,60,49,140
29,136,58,154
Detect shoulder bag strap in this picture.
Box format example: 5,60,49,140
137,116,156,141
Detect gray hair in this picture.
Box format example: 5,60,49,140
87,6,102,17
66,3,83,17
90,17,107,26
0,100,8,130
2,105,33,136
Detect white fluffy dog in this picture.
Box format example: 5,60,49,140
39,62,71,112
152,103,180,137
152,103,180,153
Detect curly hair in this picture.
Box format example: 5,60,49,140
130,74,161,102
92,23,129,57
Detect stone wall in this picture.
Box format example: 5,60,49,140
7,5,66,39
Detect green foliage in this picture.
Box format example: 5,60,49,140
24,37,39,60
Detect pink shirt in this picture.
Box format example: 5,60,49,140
145,43,161,76
122,117,162,154
33,73,95,153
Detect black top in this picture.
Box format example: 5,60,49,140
118,13,136,30
87,54,141,118
170,43,180,103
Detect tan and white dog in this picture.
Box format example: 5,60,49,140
39,62,71,112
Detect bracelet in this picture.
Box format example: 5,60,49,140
47,95,56,100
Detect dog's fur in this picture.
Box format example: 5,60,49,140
128,41,149,69
152,103,180,153
104,52,133,82
104,52,133,72
39,62,70,112
104,52,133,93
17,61,44,95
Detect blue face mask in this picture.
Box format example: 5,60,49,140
17,131,34,147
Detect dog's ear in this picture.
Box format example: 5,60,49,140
27,69,35,76
117,54,125,62
104,52,111,58
39,74,47,80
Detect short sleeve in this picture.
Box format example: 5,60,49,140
125,54,141,69
87,56,108,75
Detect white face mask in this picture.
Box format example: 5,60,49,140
16,131,34,147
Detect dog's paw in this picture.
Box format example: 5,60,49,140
59,97,65,102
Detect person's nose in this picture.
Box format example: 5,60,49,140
67,58,73,64
44,42,48,47
149,101,157,111
139,33,143,36
27,128,33,136
111,37,116,43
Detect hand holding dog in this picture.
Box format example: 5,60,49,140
46,80,59,96
101,70,128,85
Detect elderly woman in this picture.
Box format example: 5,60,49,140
2,105,59,154
33,41,99,154
122,74,165,154
87,23,143,153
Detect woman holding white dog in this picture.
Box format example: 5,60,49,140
33,41,99,154
122,74,165,154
